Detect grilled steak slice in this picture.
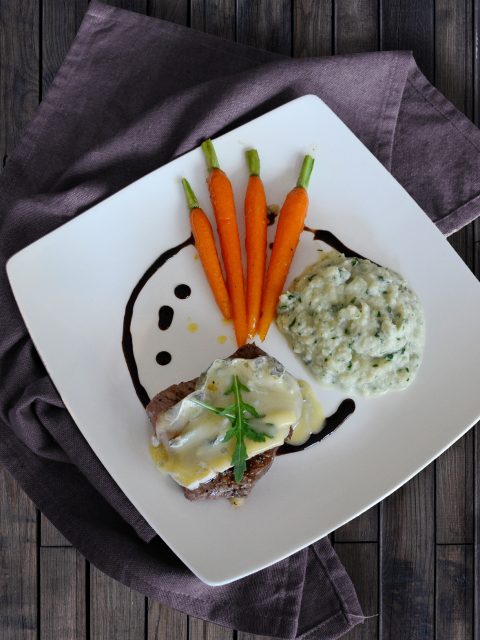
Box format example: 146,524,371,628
146,343,282,501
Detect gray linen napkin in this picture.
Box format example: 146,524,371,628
2,1,480,638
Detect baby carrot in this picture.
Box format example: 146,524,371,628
182,178,232,320
244,149,267,338
201,139,248,346
257,155,314,341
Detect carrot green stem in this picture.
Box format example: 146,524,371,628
296,155,314,190
245,149,260,177
182,178,200,210
201,139,220,172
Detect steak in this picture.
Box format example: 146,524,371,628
146,343,282,501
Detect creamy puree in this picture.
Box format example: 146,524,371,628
276,251,425,396
150,356,324,489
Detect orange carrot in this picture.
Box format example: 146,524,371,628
244,149,267,338
182,178,232,321
257,155,314,341
201,139,248,346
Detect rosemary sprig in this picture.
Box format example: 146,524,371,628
191,375,272,482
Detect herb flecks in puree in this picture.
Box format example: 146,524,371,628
277,250,425,395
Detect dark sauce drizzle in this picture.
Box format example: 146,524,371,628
303,226,366,260
277,399,356,455
158,305,174,330
122,234,194,407
267,210,278,226
174,284,191,299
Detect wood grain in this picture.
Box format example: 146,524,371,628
104,0,148,12
40,548,86,639
0,467,38,640
189,617,234,640
191,0,236,39
335,543,378,639
0,0,39,171
380,0,435,81
148,601,188,639
237,0,292,54
293,0,332,57
148,0,188,24
42,0,89,95
435,0,473,114
380,468,435,639
40,516,71,546
335,507,378,542
0,3,40,638
335,0,378,53
90,565,145,639
436,545,473,639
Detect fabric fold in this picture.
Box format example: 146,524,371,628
2,1,480,637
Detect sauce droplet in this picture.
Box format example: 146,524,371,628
158,305,174,330
217,335,227,344
266,205,279,226
187,322,199,333
156,351,172,366
174,284,191,299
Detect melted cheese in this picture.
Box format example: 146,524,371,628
287,379,325,445
150,356,323,489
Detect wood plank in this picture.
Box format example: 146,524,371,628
90,565,145,639
436,433,474,544
42,0,88,95
189,616,234,640
335,506,378,542
191,0,236,39
0,0,39,172
335,543,378,639
148,601,188,639
147,0,188,24
436,545,473,639
434,0,474,548
437,235,473,548
380,0,435,82
40,547,86,639
104,0,148,12
380,467,435,639
293,0,332,57
435,0,473,114
237,0,292,55
40,515,71,546
0,466,38,640
335,0,378,54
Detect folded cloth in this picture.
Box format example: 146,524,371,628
2,1,480,638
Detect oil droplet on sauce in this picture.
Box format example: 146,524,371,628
187,322,199,333
217,335,227,344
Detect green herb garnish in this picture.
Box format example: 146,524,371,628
191,376,272,483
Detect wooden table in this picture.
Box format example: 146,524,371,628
1,1,478,638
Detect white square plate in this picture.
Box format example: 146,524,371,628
7,95,480,585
